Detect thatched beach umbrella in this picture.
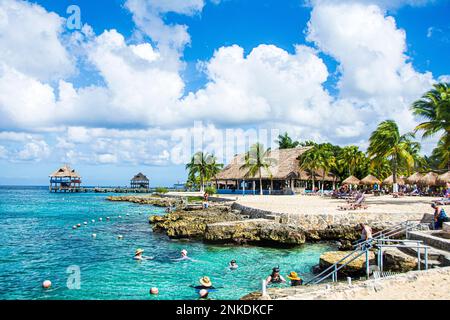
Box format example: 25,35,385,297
342,175,360,185
420,172,439,186
437,172,450,185
406,172,424,185
360,175,381,185
383,175,405,186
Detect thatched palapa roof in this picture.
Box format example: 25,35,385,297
342,175,360,185
383,175,406,186
406,172,424,185
420,172,439,186
437,172,450,185
49,165,81,178
131,172,149,182
215,147,339,182
360,175,381,185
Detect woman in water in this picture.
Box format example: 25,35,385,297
228,260,238,270
265,267,286,285
192,276,216,290
287,271,303,286
172,249,199,262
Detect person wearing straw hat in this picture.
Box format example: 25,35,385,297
287,271,303,287
192,276,217,290
133,248,153,261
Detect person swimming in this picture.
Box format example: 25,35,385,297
265,267,286,285
198,289,211,300
229,259,238,270
133,248,153,261
172,249,197,262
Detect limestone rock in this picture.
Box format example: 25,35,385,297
383,248,418,272
204,219,306,246
319,250,376,276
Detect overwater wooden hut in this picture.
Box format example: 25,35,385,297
214,147,339,195
130,173,150,189
49,165,82,192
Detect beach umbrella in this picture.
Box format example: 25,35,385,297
419,172,439,186
360,175,381,185
342,175,360,185
437,172,450,185
382,175,405,186
406,172,424,185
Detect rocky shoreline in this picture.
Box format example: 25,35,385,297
107,195,183,207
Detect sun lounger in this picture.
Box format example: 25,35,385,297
432,198,450,206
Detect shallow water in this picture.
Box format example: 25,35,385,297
0,186,335,300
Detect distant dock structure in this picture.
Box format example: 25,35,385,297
49,165,82,193
130,173,150,190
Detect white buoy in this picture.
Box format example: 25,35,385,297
118,216,122,219
77,224,81,228
126,214,129,216
99,218,103,222
117,235,123,240
106,217,110,221
84,222,88,225
72,225,77,230
92,233,97,238
91,219,95,223
42,280,52,289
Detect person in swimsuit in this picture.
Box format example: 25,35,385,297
265,267,286,285
229,260,238,270
133,248,153,261
192,276,216,290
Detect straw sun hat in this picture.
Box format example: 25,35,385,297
199,276,212,287
287,271,301,281
135,248,144,256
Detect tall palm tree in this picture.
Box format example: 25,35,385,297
185,152,223,192
367,120,415,191
431,136,450,171
412,82,450,169
299,147,321,190
276,132,300,149
316,146,336,191
240,143,274,195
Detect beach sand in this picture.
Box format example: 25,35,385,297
231,194,439,217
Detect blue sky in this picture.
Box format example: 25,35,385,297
0,0,449,186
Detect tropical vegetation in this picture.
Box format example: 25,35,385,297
185,152,223,192
240,143,275,195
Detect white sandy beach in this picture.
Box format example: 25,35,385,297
231,194,440,217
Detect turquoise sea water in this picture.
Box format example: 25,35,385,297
0,186,335,300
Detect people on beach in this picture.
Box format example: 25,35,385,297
432,203,449,230
229,259,238,270
266,267,286,285
287,271,303,286
203,192,209,209
360,223,373,241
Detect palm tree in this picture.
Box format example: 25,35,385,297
299,147,321,190
337,146,366,177
316,146,336,192
412,83,450,169
431,136,450,171
367,120,415,191
185,152,223,192
240,143,274,195
276,132,300,149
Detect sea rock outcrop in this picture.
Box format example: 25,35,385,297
107,195,181,207
382,248,418,272
319,250,376,276
204,219,306,246
150,206,243,239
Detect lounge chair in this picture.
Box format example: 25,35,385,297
433,198,450,206
338,195,368,211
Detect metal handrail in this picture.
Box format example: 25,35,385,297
353,219,422,246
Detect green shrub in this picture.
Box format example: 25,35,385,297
155,187,169,194
204,186,217,195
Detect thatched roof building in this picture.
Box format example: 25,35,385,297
382,175,406,186
360,175,381,185
49,165,82,192
130,173,150,189
215,147,338,182
342,175,360,185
